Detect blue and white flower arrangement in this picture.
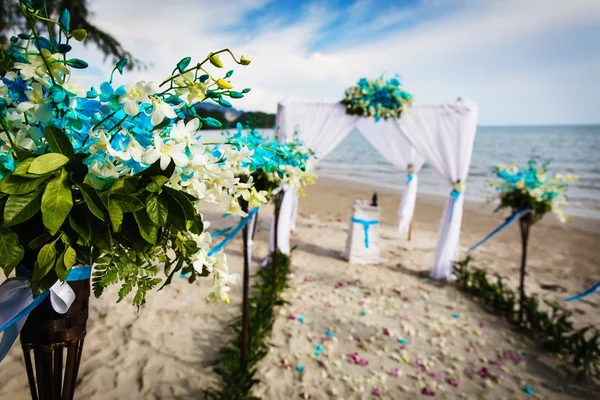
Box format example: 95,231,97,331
342,76,412,121
0,0,300,306
491,157,579,223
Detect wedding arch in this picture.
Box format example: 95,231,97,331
267,96,479,279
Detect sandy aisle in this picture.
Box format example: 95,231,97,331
1,177,598,399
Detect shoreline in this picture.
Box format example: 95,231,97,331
315,172,600,223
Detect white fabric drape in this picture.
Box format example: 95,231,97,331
394,99,479,279
355,119,425,234
269,98,360,254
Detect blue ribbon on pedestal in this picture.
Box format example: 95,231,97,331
351,217,379,248
0,265,92,363
466,209,529,254
180,207,259,278
564,281,600,302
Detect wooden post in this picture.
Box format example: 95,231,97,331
517,212,532,324
407,219,413,242
240,201,250,364
272,191,284,292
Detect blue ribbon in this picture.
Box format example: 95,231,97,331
406,174,414,185
466,209,529,254
180,207,259,278
564,281,600,302
448,189,461,222
210,226,233,238
351,217,379,248
0,265,91,363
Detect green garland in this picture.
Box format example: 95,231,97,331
205,251,291,399
454,257,600,378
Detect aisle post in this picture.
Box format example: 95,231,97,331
518,211,532,324
272,191,284,292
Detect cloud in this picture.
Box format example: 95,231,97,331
72,0,600,124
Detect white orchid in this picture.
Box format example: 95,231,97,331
119,81,158,116
143,134,188,170
150,96,178,125
13,49,70,84
170,118,202,147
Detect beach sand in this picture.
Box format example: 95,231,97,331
1,177,598,399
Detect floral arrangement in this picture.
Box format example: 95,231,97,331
342,76,412,121
491,157,578,223
224,124,316,207
0,1,289,306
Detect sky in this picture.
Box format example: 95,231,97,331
70,0,600,126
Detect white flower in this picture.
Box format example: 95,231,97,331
226,197,246,216
242,186,268,209
14,49,69,84
206,252,240,305
119,81,158,116
170,118,201,147
143,133,188,170
0,129,36,151
173,71,207,104
150,96,178,125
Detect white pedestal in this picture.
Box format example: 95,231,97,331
344,200,380,264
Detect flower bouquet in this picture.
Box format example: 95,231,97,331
490,157,578,322
0,1,277,397
342,76,412,121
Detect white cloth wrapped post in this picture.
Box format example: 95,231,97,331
344,201,380,264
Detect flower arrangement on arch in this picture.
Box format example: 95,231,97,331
490,157,579,223
0,0,285,306
223,124,316,210
342,76,412,121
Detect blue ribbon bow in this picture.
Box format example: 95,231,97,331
180,207,259,278
0,265,91,363
351,217,379,248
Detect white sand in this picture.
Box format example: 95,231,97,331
1,178,598,399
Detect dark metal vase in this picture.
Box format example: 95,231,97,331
19,278,91,400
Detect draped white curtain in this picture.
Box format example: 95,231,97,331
355,119,425,234
268,98,360,254
394,99,479,279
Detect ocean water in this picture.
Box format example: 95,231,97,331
316,125,600,219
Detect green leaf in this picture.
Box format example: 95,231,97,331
64,246,77,269
163,187,196,220
133,209,158,244
0,174,51,195
145,194,169,225
28,153,69,175
11,158,39,178
177,56,191,73
3,186,43,227
28,233,52,249
0,229,24,276
55,250,68,281
112,193,144,212
41,169,73,235
44,127,74,158
68,212,91,241
75,183,106,221
108,199,123,232
34,241,57,282
146,175,169,192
